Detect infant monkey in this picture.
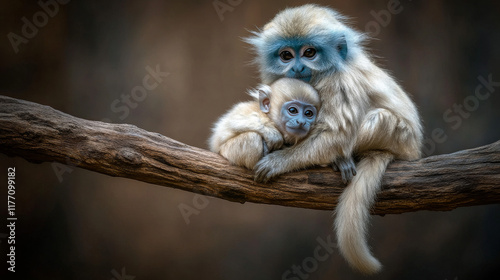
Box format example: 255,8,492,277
209,78,320,169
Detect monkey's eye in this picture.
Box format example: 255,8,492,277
279,50,294,62
304,110,314,117
303,48,317,58
288,107,298,114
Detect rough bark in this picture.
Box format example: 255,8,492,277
1,95,499,214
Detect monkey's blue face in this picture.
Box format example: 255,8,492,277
263,33,348,84
280,100,317,137
277,45,315,82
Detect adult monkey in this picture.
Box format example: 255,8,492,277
246,4,423,274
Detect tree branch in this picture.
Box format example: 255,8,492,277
1,95,499,215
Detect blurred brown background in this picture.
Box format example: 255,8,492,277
1,0,499,279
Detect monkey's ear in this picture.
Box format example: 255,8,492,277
258,89,271,113
337,35,348,60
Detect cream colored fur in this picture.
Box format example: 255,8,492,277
209,78,320,169
247,4,423,274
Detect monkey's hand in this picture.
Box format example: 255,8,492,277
262,140,270,156
332,156,357,184
261,129,284,152
254,151,290,183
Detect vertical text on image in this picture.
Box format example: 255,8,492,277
7,167,17,272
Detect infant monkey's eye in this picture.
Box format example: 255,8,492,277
288,107,298,114
305,110,314,117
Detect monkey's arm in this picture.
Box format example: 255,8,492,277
254,124,351,182
209,102,285,169
225,113,284,151
209,102,283,153
218,132,266,169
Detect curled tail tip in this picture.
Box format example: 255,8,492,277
333,152,391,274
336,233,383,274
353,258,382,275
338,241,383,274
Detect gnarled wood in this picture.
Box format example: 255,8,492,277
0,95,499,214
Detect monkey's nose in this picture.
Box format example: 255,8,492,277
293,66,305,73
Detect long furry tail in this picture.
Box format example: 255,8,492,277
334,151,394,274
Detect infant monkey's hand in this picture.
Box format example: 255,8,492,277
261,129,284,153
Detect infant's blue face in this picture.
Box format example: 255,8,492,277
280,100,317,138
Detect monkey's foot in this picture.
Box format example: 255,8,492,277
333,157,357,184
254,151,288,183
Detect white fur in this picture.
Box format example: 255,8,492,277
248,5,423,274
334,151,393,274
209,78,320,170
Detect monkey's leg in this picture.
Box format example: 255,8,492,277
355,108,418,159
220,132,265,170
335,108,415,274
